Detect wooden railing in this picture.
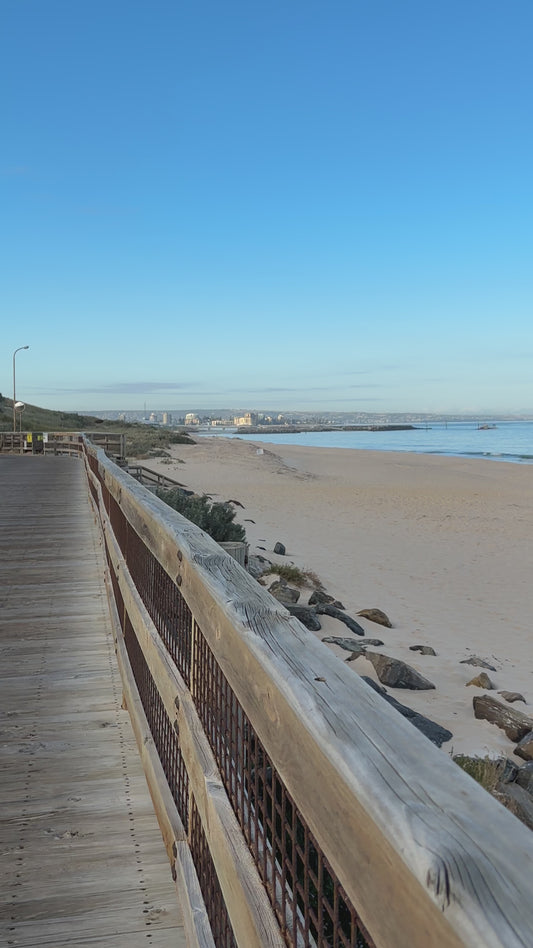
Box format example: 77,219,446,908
127,463,192,492
81,436,533,948
0,430,124,459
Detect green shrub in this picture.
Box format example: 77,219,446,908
157,488,246,543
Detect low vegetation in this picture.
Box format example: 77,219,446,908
267,564,324,589
452,755,509,794
125,428,193,457
156,488,246,543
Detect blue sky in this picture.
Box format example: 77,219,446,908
2,1,532,414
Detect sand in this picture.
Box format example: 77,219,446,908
140,436,533,761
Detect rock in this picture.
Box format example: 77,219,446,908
268,580,300,605
354,652,435,690
247,554,272,579
495,783,533,831
472,696,533,742
308,589,336,606
466,673,495,689
356,608,392,628
315,605,365,636
273,541,286,555
345,642,366,662
460,655,497,671
360,677,452,746
499,759,520,785
515,761,533,791
287,605,322,632
321,636,384,651
515,731,533,762
409,645,437,656
498,691,527,704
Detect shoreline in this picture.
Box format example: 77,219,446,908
138,437,533,761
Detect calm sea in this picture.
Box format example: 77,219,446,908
201,421,533,464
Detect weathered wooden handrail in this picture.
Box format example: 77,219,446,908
82,436,533,948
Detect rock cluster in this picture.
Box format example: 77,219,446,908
250,543,531,779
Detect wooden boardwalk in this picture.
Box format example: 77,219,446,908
0,456,187,947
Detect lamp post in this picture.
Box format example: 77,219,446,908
15,401,25,434
12,346,29,432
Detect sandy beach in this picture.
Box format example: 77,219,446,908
140,437,533,761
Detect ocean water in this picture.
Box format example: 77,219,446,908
202,421,533,464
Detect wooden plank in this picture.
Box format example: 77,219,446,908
87,441,533,948
0,456,187,948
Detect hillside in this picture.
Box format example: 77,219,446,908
0,395,194,457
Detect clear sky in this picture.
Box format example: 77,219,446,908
2,1,532,414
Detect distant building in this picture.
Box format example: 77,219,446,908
185,413,200,425
162,412,172,425
233,412,258,427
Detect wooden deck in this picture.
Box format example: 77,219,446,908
0,456,187,947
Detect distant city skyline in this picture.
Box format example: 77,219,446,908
3,2,532,415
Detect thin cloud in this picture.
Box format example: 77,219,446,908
35,381,196,396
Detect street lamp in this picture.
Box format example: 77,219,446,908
12,345,29,432
15,401,25,434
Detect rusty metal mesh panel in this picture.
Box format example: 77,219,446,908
125,525,193,687
106,546,125,630
87,474,98,506
123,615,189,831
108,492,129,556
86,452,98,475
192,630,373,948
189,795,237,948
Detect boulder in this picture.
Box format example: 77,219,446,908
287,605,322,632
460,655,497,671
273,541,286,555
345,646,368,661
308,589,336,606
315,605,365,636
466,673,495,689
321,636,384,651
360,677,452,746
409,645,437,656
495,783,533,831
515,761,533,792
268,580,300,605
354,651,435,690
515,731,533,762
247,554,273,579
472,695,533,742
498,691,527,704
356,608,392,628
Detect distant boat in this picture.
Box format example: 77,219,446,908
477,423,497,430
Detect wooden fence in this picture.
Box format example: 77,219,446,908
81,437,533,948
0,430,124,459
